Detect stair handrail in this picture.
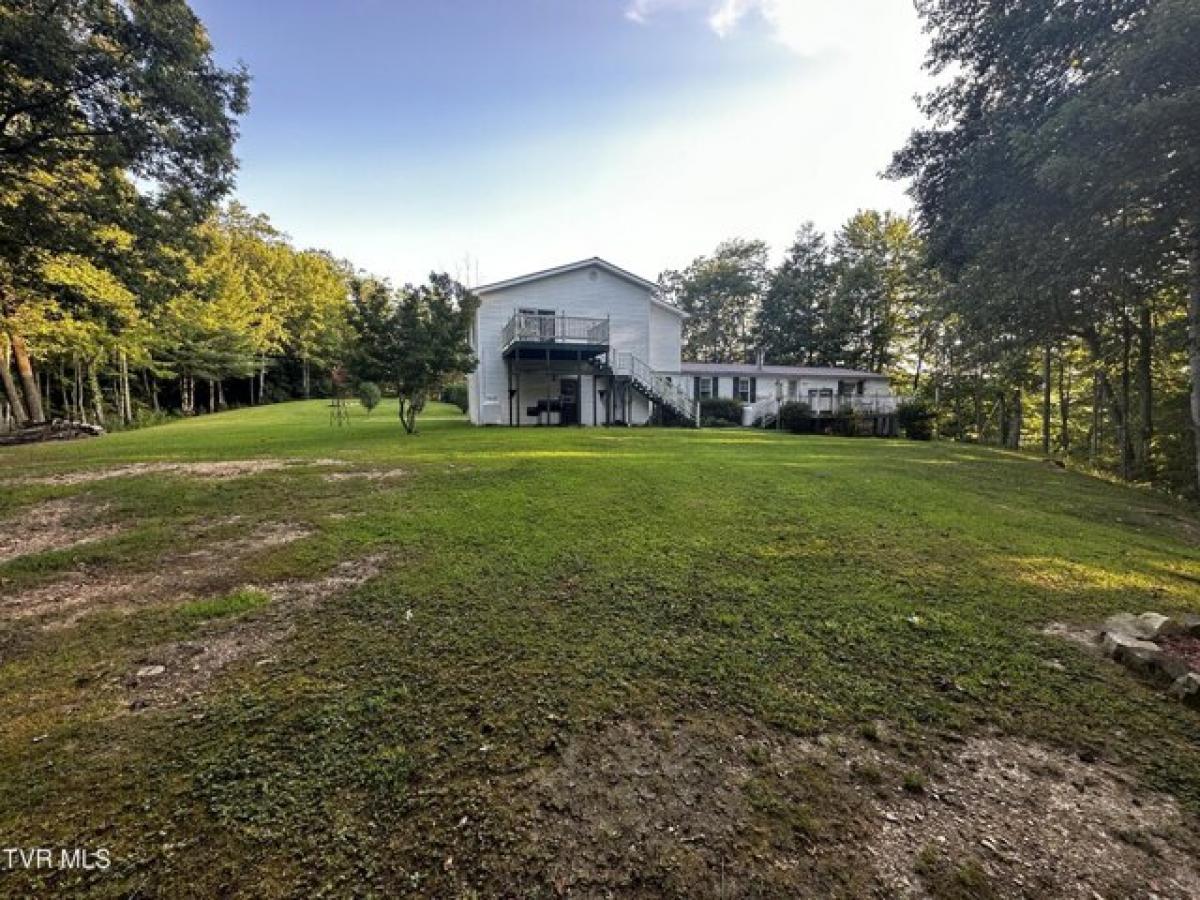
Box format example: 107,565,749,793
746,394,780,427
609,349,697,424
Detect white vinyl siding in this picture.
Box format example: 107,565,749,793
467,263,681,427
648,302,683,375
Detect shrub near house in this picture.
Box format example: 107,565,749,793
898,399,936,441
778,400,814,434
441,383,469,414
700,397,744,427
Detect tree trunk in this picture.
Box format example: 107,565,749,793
1120,310,1133,480
258,359,266,404
59,364,69,419
1098,370,1132,476
8,331,45,423
73,360,85,423
88,362,105,426
144,371,160,413
217,380,226,409
996,392,1007,447
303,357,311,399
0,341,29,426
932,373,941,441
1042,345,1052,455
1136,299,1153,479
1009,388,1022,450
119,350,131,424
973,369,984,441
1058,349,1071,458
1189,222,1200,496
1090,369,1102,466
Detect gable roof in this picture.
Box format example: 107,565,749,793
680,362,890,381
472,257,687,318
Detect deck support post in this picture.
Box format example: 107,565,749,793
576,350,583,428
514,353,520,428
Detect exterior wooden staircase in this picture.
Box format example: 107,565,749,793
590,350,698,426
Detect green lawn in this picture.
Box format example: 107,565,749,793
2,400,1199,897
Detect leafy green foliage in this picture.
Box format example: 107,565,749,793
0,0,249,206
891,0,1200,493
898,398,936,441
659,239,769,362
778,400,813,434
754,224,832,366
0,0,250,429
356,381,382,415
700,397,744,426
391,275,478,434
440,382,468,414
347,277,398,387
348,274,478,433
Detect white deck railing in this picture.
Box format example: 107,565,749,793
742,393,898,425
501,313,609,351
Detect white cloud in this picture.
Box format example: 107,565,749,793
626,0,915,57
250,1,931,287
707,0,750,38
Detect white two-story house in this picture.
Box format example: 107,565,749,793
467,258,696,427
466,256,899,431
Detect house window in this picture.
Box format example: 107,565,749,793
735,377,752,403
809,388,834,413
698,377,714,400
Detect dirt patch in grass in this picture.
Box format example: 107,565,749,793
0,497,122,564
1,522,313,628
867,735,1200,899
6,458,344,486
497,717,871,897
122,554,388,710
321,468,407,482
1041,621,1102,651
490,718,1199,899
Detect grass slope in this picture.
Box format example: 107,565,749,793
1,400,1199,896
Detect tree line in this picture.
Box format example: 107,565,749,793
5,1,1198,492
0,0,476,436
669,1,1199,496
660,211,933,380
889,0,1200,495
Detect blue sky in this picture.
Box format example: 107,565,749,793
192,0,929,285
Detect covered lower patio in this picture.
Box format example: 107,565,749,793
505,350,646,427
500,312,645,427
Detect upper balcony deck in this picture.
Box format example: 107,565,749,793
501,313,610,360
